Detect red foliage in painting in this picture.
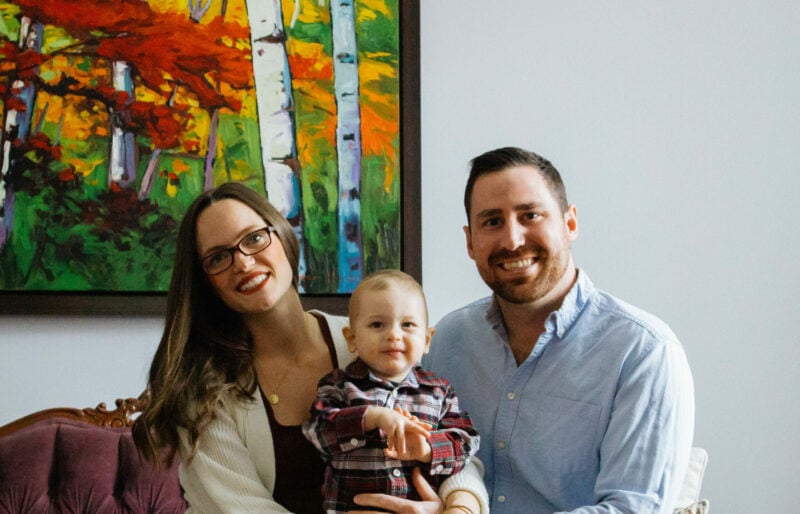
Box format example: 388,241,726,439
28,132,62,160
0,39,16,54
288,54,333,81
15,49,44,79
14,0,155,34
95,86,132,112
128,101,188,148
183,139,200,152
92,185,161,234
5,96,27,112
58,167,76,181
0,40,18,68
14,0,252,111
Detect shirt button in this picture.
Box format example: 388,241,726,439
498,495,507,503
497,440,506,449
507,392,516,400
434,464,444,473
350,438,359,446
392,469,402,477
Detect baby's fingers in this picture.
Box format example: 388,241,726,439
388,425,408,456
406,421,432,438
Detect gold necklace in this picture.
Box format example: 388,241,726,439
256,360,291,405
256,312,318,405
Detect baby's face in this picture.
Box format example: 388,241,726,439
344,284,433,382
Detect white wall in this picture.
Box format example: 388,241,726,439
420,2,800,513
2,2,798,512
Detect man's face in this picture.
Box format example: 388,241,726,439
464,165,578,304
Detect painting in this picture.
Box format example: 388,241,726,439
0,0,419,315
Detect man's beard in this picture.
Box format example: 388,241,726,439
485,248,569,305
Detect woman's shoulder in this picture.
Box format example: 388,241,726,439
308,310,355,369
309,309,348,332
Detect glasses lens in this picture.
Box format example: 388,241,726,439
203,251,232,275
239,228,272,254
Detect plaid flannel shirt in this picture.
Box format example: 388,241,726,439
302,358,480,514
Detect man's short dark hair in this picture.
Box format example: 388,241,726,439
464,146,568,223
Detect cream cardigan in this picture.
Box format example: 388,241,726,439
178,311,488,514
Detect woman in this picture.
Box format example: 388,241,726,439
133,182,487,514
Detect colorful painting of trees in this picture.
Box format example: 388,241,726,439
0,0,402,295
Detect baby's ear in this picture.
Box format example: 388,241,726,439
423,327,435,354
343,326,357,353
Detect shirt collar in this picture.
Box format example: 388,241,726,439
551,268,594,337
485,268,595,338
344,358,423,388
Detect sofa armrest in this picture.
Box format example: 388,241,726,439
0,398,187,513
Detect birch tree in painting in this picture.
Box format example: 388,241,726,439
330,0,363,292
188,0,219,192
108,60,137,186
0,16,42,248
188,0,213,21
245,0,307,289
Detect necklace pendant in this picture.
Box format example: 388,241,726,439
268,393,280,405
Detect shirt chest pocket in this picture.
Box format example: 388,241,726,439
517,395,601,475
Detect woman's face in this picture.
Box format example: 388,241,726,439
195,199,295,315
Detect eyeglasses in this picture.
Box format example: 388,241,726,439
201,226,277,275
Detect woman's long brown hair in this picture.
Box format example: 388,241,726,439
132,182,300,466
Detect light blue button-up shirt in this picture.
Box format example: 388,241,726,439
424,270,694,514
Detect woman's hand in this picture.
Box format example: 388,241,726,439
350,467,443,514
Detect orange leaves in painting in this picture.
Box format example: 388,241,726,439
360,102,397,158
14,0,252,111
288,52,334,82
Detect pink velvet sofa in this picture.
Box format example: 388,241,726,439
0,397,187,513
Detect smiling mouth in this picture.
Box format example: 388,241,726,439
499,257,538,271
238,273,268,292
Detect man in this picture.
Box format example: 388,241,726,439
424,146,695,513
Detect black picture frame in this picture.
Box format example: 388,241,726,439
0,0,420,317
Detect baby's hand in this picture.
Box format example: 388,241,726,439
365,406,432,462
383,426,432,462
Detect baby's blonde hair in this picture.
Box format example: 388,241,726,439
349,269,429,323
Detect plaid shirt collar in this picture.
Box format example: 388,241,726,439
344,358,443,389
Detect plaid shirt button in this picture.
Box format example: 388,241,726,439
392,469,402,477
350,438,359,446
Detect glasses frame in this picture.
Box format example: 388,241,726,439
201,226,277,276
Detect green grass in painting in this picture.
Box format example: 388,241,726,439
361,153,401,274
355,1,400,56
